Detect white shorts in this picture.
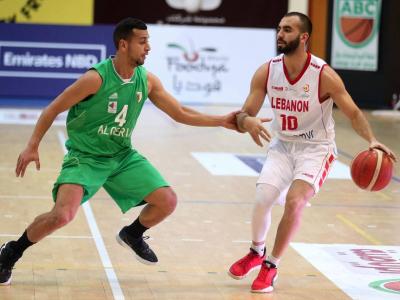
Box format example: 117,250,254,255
257,139,337,194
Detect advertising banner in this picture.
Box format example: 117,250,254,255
0,23,114,100
144,24,276,105
292,243,400,299
94,0,287,28
0,23,276,105
1,41,105,79
0,0,94,25
331,0,382,71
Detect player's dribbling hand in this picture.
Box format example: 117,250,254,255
369,140,397,162
15,146,41,177
244,116,272,147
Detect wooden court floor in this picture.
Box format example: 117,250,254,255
0,105,399,300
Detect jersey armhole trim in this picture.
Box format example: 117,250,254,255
265,60,272,94
89,67,104,87
318,64,329,103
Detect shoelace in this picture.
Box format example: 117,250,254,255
126,235,150,248
237,249,259,267
126,236,155,256
139,237,152,253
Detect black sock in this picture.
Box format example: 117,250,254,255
10,230,35,255
123,218,148,239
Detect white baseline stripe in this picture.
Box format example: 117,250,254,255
181,238,204,242
57,130,124,300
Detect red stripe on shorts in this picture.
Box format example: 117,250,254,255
319,154,335,188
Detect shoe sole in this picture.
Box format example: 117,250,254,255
251,275,278,293
115,234,157,266
227,264,262,280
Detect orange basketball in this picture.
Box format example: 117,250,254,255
350,149,393,191
341,17,373,44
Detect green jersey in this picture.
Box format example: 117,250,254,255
65,58,148,156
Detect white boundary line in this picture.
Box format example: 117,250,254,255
57,130,124,300
181,238,204,242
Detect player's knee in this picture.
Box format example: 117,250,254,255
255,184,280,208
162,189,177,215
284,195,307,217
49,210,76,228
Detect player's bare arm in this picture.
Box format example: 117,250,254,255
236,63,272,146
15,70,103,177
147,72,237,130
321,66,397,161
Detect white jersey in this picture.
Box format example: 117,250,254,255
266,53,335,144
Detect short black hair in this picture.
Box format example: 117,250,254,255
113,17,147,49
284,12,312,37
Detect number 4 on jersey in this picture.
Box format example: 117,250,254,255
115,105,128,126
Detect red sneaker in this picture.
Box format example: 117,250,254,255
228,248,265,280
251,262,278,293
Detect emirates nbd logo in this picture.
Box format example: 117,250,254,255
369,278,400,295
335,0,381,48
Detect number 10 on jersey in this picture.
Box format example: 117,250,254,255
280,114,298,131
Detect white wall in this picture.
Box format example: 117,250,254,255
288,0,308,13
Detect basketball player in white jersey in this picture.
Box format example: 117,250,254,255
228,12,397,293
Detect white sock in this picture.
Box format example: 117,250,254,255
267,254,280,267
251,243,265,257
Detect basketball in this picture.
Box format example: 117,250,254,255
350,149,393,191
341,17,373,44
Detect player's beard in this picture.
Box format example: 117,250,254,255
277,35,300,55
127,47,144,66
127,57,143,68
135,55,145,66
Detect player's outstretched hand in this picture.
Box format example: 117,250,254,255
244,116,272,147
369,140,397,162
15,146,41,177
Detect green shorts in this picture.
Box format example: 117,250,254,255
52,148,169,213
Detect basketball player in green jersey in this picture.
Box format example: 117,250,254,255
0,18,240,285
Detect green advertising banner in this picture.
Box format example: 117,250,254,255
331,0,382,71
